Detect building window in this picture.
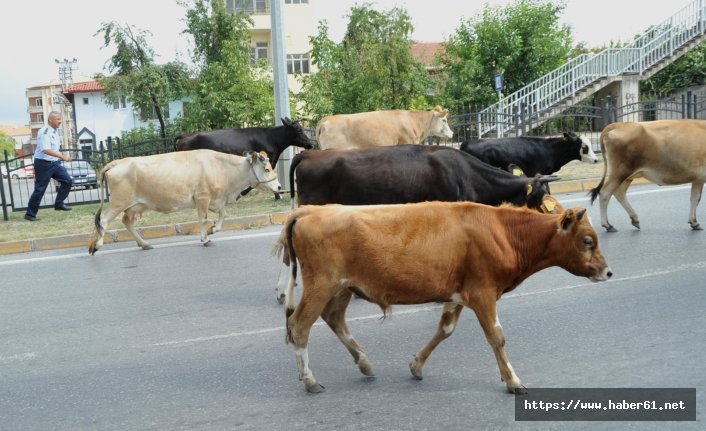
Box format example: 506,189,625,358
53,96,63,105
82,97,89,105
34,99,43,107
112,95,127,110
36,113,44,123
287,54,310,74
227,0,269,14
141,105,170,121
285,0,308,4
252,42,269,63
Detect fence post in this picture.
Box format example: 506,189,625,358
116,137,122,159
1,150,9,221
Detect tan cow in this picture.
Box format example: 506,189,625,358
88,150,280,255
273,201,612,393
589,119,706,231
316,106,454,150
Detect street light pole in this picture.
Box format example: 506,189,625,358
54,58,78,150
270,0,292,193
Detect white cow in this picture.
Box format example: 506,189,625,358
316,106,454,150
88,150,280,254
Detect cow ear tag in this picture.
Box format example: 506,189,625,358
541,199,556,213
526,184,533,196
512,168,524,177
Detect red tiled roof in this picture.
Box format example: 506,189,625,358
63,80,105,94
411,42,443,67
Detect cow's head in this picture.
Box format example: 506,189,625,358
524,174,561,210
552,207,612,282
282,117,313,150
245,150,282,195
430,106,454,139
565,131,598,164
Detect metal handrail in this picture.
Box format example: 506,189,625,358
478,0,706,137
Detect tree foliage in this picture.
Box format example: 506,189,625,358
0,132,15,156
440,0,573,109
94,22,192,138
178,0,274,130
297,5,433,123
641,42,706,95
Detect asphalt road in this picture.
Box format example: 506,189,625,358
1,184,704,430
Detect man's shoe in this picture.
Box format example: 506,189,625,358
24,214,39,221
54,204,72,211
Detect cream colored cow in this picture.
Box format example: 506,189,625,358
88,150,280,254
316,106,453,150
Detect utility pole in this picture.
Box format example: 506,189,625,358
270,0,292,192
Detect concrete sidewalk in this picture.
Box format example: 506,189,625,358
0,177,625,256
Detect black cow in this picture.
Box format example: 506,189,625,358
459,131,598,177
290,145,558,208
174,117,313,168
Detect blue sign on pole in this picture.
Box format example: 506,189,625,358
494,72,504,93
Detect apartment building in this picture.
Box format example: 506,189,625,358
227,0,318,93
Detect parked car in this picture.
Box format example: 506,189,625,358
7,167,34,180
54,160,98,190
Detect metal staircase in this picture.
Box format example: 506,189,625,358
477,0,706,137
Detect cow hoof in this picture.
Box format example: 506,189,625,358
690,223,702,230
88,246,97,255
276,293,286,305
604,225,618,233
631,220,641,229
305,382,325,393
357,358,375,377
509,385,528,395
141,244,154,250
203,240,213,247
409,356,423,380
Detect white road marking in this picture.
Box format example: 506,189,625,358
147,260,706,348
0,230,281,267
0,352,37,364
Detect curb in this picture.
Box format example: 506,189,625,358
0,211,291,256
0,177,652,257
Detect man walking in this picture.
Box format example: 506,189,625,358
24,111,73,221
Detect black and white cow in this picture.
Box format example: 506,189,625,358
459,131,598,177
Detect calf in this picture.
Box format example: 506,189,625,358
88,150,280,254
273,201,612,393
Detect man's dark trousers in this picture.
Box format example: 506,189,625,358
26,159,73,217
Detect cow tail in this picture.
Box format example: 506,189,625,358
289,152,305,200
283,216,299,345
589,131,609,204
94,162,115,230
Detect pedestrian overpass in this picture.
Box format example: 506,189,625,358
478,0,706,137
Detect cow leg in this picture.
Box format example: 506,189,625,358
122,211,153,250
275,261,289,304
287,276,335,393
688,181,704,230
212,208,226,234
409,302,463,380
195,199,212,246
598,177,625,232
611,179,640,229
471,296,526,394
89,205,121,254
320,289,374,377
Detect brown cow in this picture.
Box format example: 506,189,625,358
316,106,453,150
273,201,612,393
590,119,706,231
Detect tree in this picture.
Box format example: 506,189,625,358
440,0,573,109
0,132,15,157
178,0,274,130
641,42,706,96
94,22,192,138
297,5,433,123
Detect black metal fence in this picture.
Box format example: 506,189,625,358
1,137,173,221
2,92,705,221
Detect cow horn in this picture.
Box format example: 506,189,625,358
539,175,561,183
